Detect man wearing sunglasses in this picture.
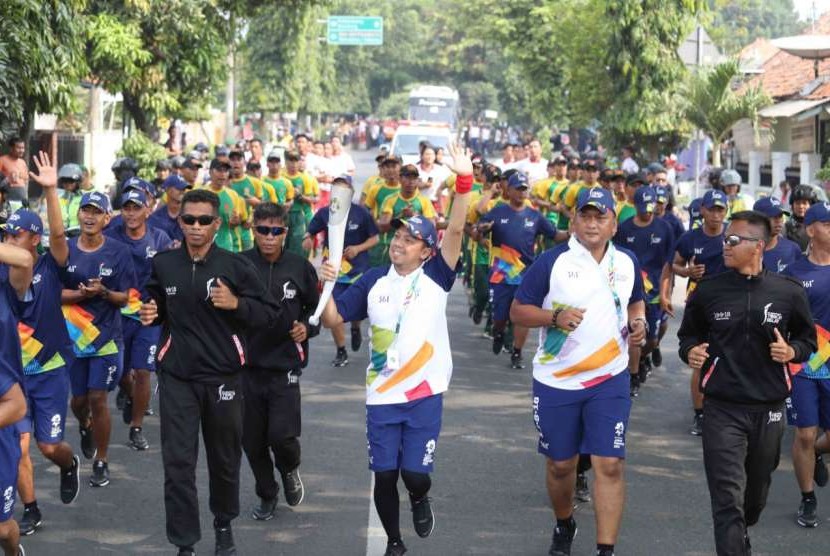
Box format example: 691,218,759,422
305,177,379,367
678,210,816,555
662,189,729,437
240,202,320,522
139,189,291,556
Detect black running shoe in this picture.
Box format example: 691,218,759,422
690,413,704,437
410,495,434,538
282,468,304,506
384,539,407,556
638,357,651,384
60,455,80,504
629,374,640,398
815,454,828,488
121,394,133,426
549,518,577,556
472,305,484,325
797,497,819,528
252,497,276,521
651,347,663,368
128,427,149,451
332,349,349,367
18,506,42,536
492,330,505,355
351,327,363,352
177,547,195,556
115,388,127,411
575,473,591,503
79,426,96,460
214,521,236,555
510,351,524,369
89,460,110,487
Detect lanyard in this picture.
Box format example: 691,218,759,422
394,268,422,336
604,244,625,331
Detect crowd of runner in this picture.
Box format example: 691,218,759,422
0,132,828,556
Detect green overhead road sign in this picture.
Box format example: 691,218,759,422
327,16,383,46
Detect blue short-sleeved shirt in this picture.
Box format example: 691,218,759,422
307,203,379,284
763,236,802,274
63,237,136,357
0,277,27,395
336,255,458,405
479,204,556,284
0,252,72,375
148,206,184,242
661,212,685,243
784,256,830,379
673,227,726,290
613,217,674,303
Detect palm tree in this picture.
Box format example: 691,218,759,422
682,59,772,167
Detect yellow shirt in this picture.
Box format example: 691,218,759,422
380,191,437,220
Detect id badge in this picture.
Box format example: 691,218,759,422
386,348,401,371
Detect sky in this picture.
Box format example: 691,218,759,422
793,0,830,22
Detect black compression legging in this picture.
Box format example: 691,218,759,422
373,469,432,541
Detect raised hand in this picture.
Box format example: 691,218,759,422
445,142,473,177
29,150,58,189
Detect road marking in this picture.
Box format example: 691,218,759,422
366,473,387,555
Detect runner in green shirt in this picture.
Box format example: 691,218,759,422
205,158,244,251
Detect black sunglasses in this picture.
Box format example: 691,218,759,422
255,225,287,236
723,234,761,247
180,214,216,226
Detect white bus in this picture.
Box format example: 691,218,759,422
408,85,460,130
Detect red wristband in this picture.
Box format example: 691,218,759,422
455,174,473,194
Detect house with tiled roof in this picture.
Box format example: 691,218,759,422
730,12,830,191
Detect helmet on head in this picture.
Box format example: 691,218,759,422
111,157,139,173
791,184,818,204
58,163,83,182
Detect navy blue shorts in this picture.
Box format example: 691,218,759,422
786,373,830,429
489,283,518,322
366,394,443,473
123,318,160,372
533,371,632,461
0,425,21,522
69,347,123,396
645,304,665,340
332,282,351,301
20,368,70,444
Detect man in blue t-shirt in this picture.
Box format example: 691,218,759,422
613,187,674,392
0,230,34,556
148,174,187,244
784,202,830,528
654,185,685,243
304,177,379,367
663,189,727,436
0,152,81,536
105,188,172,451
477,172,562,369
754,197,801,273
61,191,135,487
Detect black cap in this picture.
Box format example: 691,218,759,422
209,158,231,171
400,164,420,178
170,156,186,169
626,171,648,187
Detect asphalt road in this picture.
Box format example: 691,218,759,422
20,149,830,555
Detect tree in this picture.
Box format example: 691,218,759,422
85,0,230,137
682,58,771,166
0,0,87,140
705,0,802,55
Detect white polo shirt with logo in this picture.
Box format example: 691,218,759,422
336,255,458,405
515,236,644,390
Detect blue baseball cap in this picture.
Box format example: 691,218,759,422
391,214,438,249
576,187,616,215
654,185,669,204
688,198,702,221
123,177,153,194
121,188,148,207
333,175,353,187
753,196,789,218
507,172,529,189
162,174,189,191
634,186,657,214
80,191,111,213
2,209,43,235
804,202,830,226
701,189,728,209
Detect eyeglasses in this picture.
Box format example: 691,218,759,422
255,225,287,236
180,214,216,226
723,234,761,247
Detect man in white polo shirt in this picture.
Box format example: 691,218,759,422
319,144,473,556
511,187,647,556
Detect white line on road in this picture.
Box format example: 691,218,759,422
366,473,387,556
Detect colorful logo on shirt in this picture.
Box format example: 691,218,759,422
489,244,526,285
790,324,830,380
62,304,101,355
368,325,435,401
18,322,43,369
121,288,142,319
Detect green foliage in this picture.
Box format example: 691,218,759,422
376,91,410,119
117,131,167,180
705,0,801,55
0,0,87,138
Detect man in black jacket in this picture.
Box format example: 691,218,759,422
139,189,291,556
678,210,817,556
240,202,319,521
